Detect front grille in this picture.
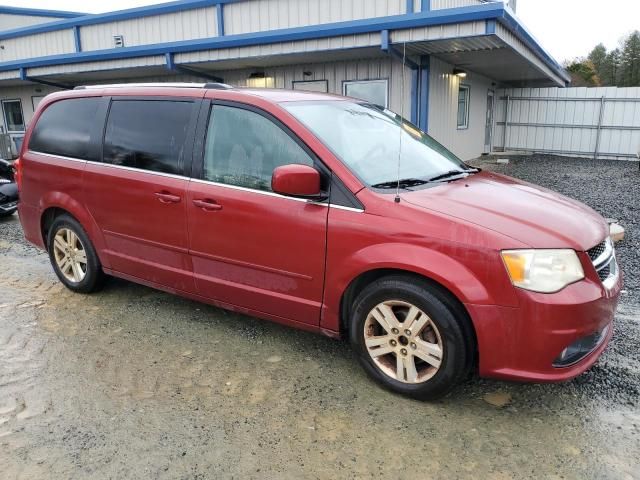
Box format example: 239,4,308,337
588,241,607,262
597,263,611,282
587,238,617,287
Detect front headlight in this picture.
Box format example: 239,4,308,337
501,249,584,293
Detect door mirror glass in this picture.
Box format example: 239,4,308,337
271,164,325,199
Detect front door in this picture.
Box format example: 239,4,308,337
83,98,199,292
187,102,328,325
484,90,495,154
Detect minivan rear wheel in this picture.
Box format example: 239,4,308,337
350,276,471,400
47,214,104,293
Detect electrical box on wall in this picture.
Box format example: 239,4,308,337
113,35,125,48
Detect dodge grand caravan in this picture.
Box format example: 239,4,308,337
17,83,621,399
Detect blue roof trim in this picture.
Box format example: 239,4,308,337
0,2,567,84
0,3,506,72
0,6,85,18
0,0,242,40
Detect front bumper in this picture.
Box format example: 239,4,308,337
467,271,622,382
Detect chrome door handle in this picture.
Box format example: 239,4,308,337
193,199,223,211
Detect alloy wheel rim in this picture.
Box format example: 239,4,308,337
52,228,87,283
364,300,443,384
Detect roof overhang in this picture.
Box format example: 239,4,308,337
0,2,569,88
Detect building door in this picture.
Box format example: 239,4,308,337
484,90,495,153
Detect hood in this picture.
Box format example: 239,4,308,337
401,171,607,251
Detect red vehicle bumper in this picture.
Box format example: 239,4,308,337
467,273,622,382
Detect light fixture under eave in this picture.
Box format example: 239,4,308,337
453,68,467,78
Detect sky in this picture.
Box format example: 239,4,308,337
4,0,640,63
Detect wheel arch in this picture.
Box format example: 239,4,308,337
339,268,478,359
39,193,111,269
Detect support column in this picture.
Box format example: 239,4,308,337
418,56,430,133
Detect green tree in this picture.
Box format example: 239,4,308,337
566,59,600,86
588,43,607,73
619,31,640,86
599,48,622,86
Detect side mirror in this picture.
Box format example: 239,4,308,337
271,164,327,200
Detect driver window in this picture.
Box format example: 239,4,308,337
203,105,313,192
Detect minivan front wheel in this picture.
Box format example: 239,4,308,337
350,276,472,400
47,215,104,293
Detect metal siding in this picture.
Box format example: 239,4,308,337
495,87,640,159
223,0,405,35
0,14,62,30
495,23,564,87
0,29,75,62
79,7,218,52
431,0,483,9
392,20,485,42
0,84,59,127
28,56,166,76
214,57,412,114
428,56,492,160
174,32,380,63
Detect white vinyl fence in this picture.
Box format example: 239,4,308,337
494,87,640,160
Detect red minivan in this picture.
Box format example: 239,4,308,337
17,83,621,399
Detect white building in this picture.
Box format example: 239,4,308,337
0,0,569,160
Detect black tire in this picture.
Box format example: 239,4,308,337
0,211,15,218
47,214,105,293
349,275,473,400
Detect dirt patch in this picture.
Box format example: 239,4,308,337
1,158,640,480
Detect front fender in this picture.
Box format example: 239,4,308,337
321,242,517,332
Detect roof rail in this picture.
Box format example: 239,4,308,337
74,82,233,90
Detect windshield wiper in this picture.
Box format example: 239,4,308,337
371,178,430,189
428,168,477,182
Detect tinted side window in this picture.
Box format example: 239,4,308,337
29,98,100,160
203,105,313,191
103,100,192,175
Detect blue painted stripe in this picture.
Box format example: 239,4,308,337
0,0,242,41
410,67,419,125
0,4,505,72
485,19,496,34
406,0,414,14
421,0,431,12
0,6,84,18
419,56,430,132
216,3,225,36
381,29,390,51
165,52,175,70
73,26,82,53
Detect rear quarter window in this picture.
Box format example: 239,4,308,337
28,97,100,160
103,100,193,176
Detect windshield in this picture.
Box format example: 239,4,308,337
283,101,473,188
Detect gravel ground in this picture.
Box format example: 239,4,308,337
0,155,639,479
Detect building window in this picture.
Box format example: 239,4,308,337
2,99,25,132
203,105,313,192
292,80,328,93
343,80,388,108
457,85,470,130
